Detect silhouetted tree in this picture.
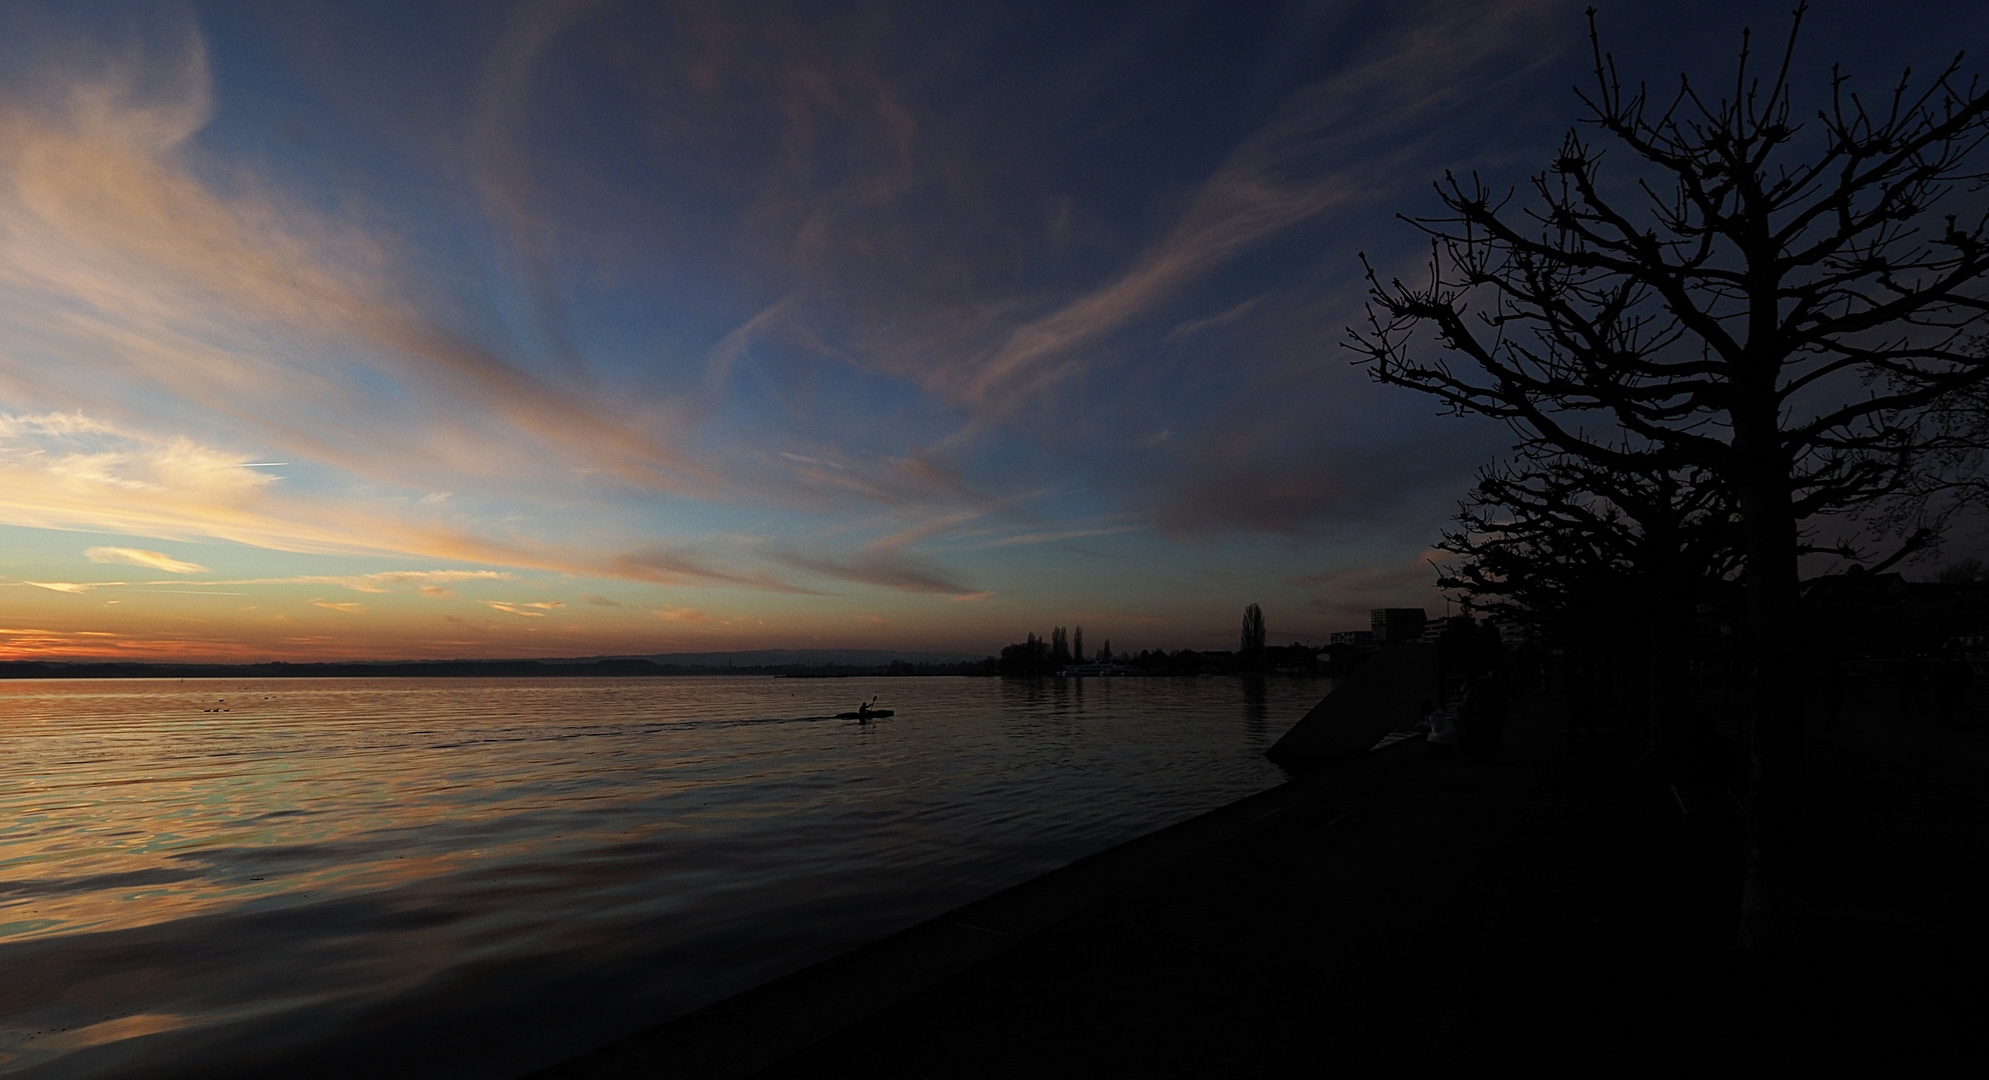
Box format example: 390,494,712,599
999,632,1052,676
1098,639,1112,664
1880,363,1989,543
1441,448,1749,769
1240,603,1267,669
1350,5,1989,953
1937,556,1986,583
994,632,1042,676
1049,626,1071,668
1072,626,1085,664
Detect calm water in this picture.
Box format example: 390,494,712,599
0,675,1317,1078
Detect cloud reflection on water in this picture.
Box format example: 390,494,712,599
0,675,1314,1075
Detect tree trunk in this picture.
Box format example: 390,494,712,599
1636,531,1694,772
1733,417,1809,958
1639,600,1692,773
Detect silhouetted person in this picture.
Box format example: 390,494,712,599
1820,656,1847,732
1422,698,1457,758
856,697,876,722
1933,655,1972,729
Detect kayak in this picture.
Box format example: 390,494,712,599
834,709,895,719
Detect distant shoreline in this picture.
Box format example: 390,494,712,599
0,658,996,680
0,658,1341,680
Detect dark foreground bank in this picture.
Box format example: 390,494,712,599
537,688,1983,1078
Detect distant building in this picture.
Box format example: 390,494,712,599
1330,630,1376,648
1371,608,1427,644
1803,572,1989,657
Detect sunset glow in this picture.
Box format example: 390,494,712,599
2,1,1975,660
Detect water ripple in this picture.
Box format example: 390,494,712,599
0,675,1314,1078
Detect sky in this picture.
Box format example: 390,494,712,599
1,0,1984,662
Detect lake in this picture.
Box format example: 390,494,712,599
0,675,1320,1078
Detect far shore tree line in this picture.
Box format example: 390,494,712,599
994,605,1324,677
1346,5,1989,958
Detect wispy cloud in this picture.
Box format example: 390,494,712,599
17,580,123,593
0,31,719,523
1166,297,1261,339
602,546,819,594
980,526,1137,548
485,600,564,617
312,600,364,613
0,2,1571,660
0,410,819,591
938,0,1556,423
778,452,847,472
462,0,614,369
776,548,978,596
173,570,517,593
0,412,280,539
0,625,270,660
85,546,207,573
704,296,803,393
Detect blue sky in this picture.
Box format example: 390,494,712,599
1,0,1983,660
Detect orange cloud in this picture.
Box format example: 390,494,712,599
0,32,1049,609
0,410,812,591
0,44,718,499
0,625,274,661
